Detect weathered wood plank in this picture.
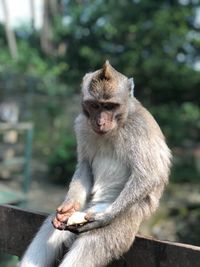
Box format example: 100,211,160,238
0,205,200,266
0,204,46,256
109,236,200,267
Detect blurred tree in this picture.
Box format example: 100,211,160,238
30,0,36,32
1,0,199,104
0,0,199,182
1,0,18,59
53,0,200,104
41,0,63,56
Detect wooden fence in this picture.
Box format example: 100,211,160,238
0,205,200,267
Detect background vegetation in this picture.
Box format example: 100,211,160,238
0,0,199,253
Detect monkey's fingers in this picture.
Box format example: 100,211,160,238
56,211,73,222
52,216,72,231
57,203,74,213
52,217,64,229
57,202,80,214
66,220,101,234
84,212,95,222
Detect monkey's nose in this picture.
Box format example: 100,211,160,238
97,119,104,126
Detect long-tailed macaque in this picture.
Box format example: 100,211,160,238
20,61,171,267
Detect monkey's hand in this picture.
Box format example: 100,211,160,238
52,201,80,230
66,212,112,234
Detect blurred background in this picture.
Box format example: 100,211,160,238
0,0,199,265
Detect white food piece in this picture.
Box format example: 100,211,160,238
67,212,87,226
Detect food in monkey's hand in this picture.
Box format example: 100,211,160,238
67,211,87,226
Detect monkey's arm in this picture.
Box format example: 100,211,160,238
53,160,92,229
66,137,170,233
65,172,158,233
63,115,94,208
99,133,171,225
64,161,92,208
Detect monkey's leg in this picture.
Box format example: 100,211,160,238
58,210,142,267
19,215,75,267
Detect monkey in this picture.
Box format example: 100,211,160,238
19,61,171,267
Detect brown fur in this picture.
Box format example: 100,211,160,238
90,78,115,100
89,61,127,100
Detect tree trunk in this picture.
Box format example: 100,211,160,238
40,0,54,56
30,0,35,32
1,0,18,60
49,0,59,17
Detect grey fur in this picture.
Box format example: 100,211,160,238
20,63,171,267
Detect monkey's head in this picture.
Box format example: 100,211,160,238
81,61,134,135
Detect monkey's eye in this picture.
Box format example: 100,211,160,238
83,108,90,118
90,102,99,109
82,103,90,117
103,103,119,111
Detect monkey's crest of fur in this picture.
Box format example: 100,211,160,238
83,60,132,100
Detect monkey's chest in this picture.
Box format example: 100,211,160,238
91,154,129,203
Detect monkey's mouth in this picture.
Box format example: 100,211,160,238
93,128,109,135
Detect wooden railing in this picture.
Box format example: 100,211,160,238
0,205,200,266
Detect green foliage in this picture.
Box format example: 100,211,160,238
52,0,200,100
171,152,200,182
48,135,77,184
151,102,200,183
0,41,71,95
150,103,200,146
0,1,199,183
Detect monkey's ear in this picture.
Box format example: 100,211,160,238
128,78,135,97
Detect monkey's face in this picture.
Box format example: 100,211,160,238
81,60,133,135
82,100,125,135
